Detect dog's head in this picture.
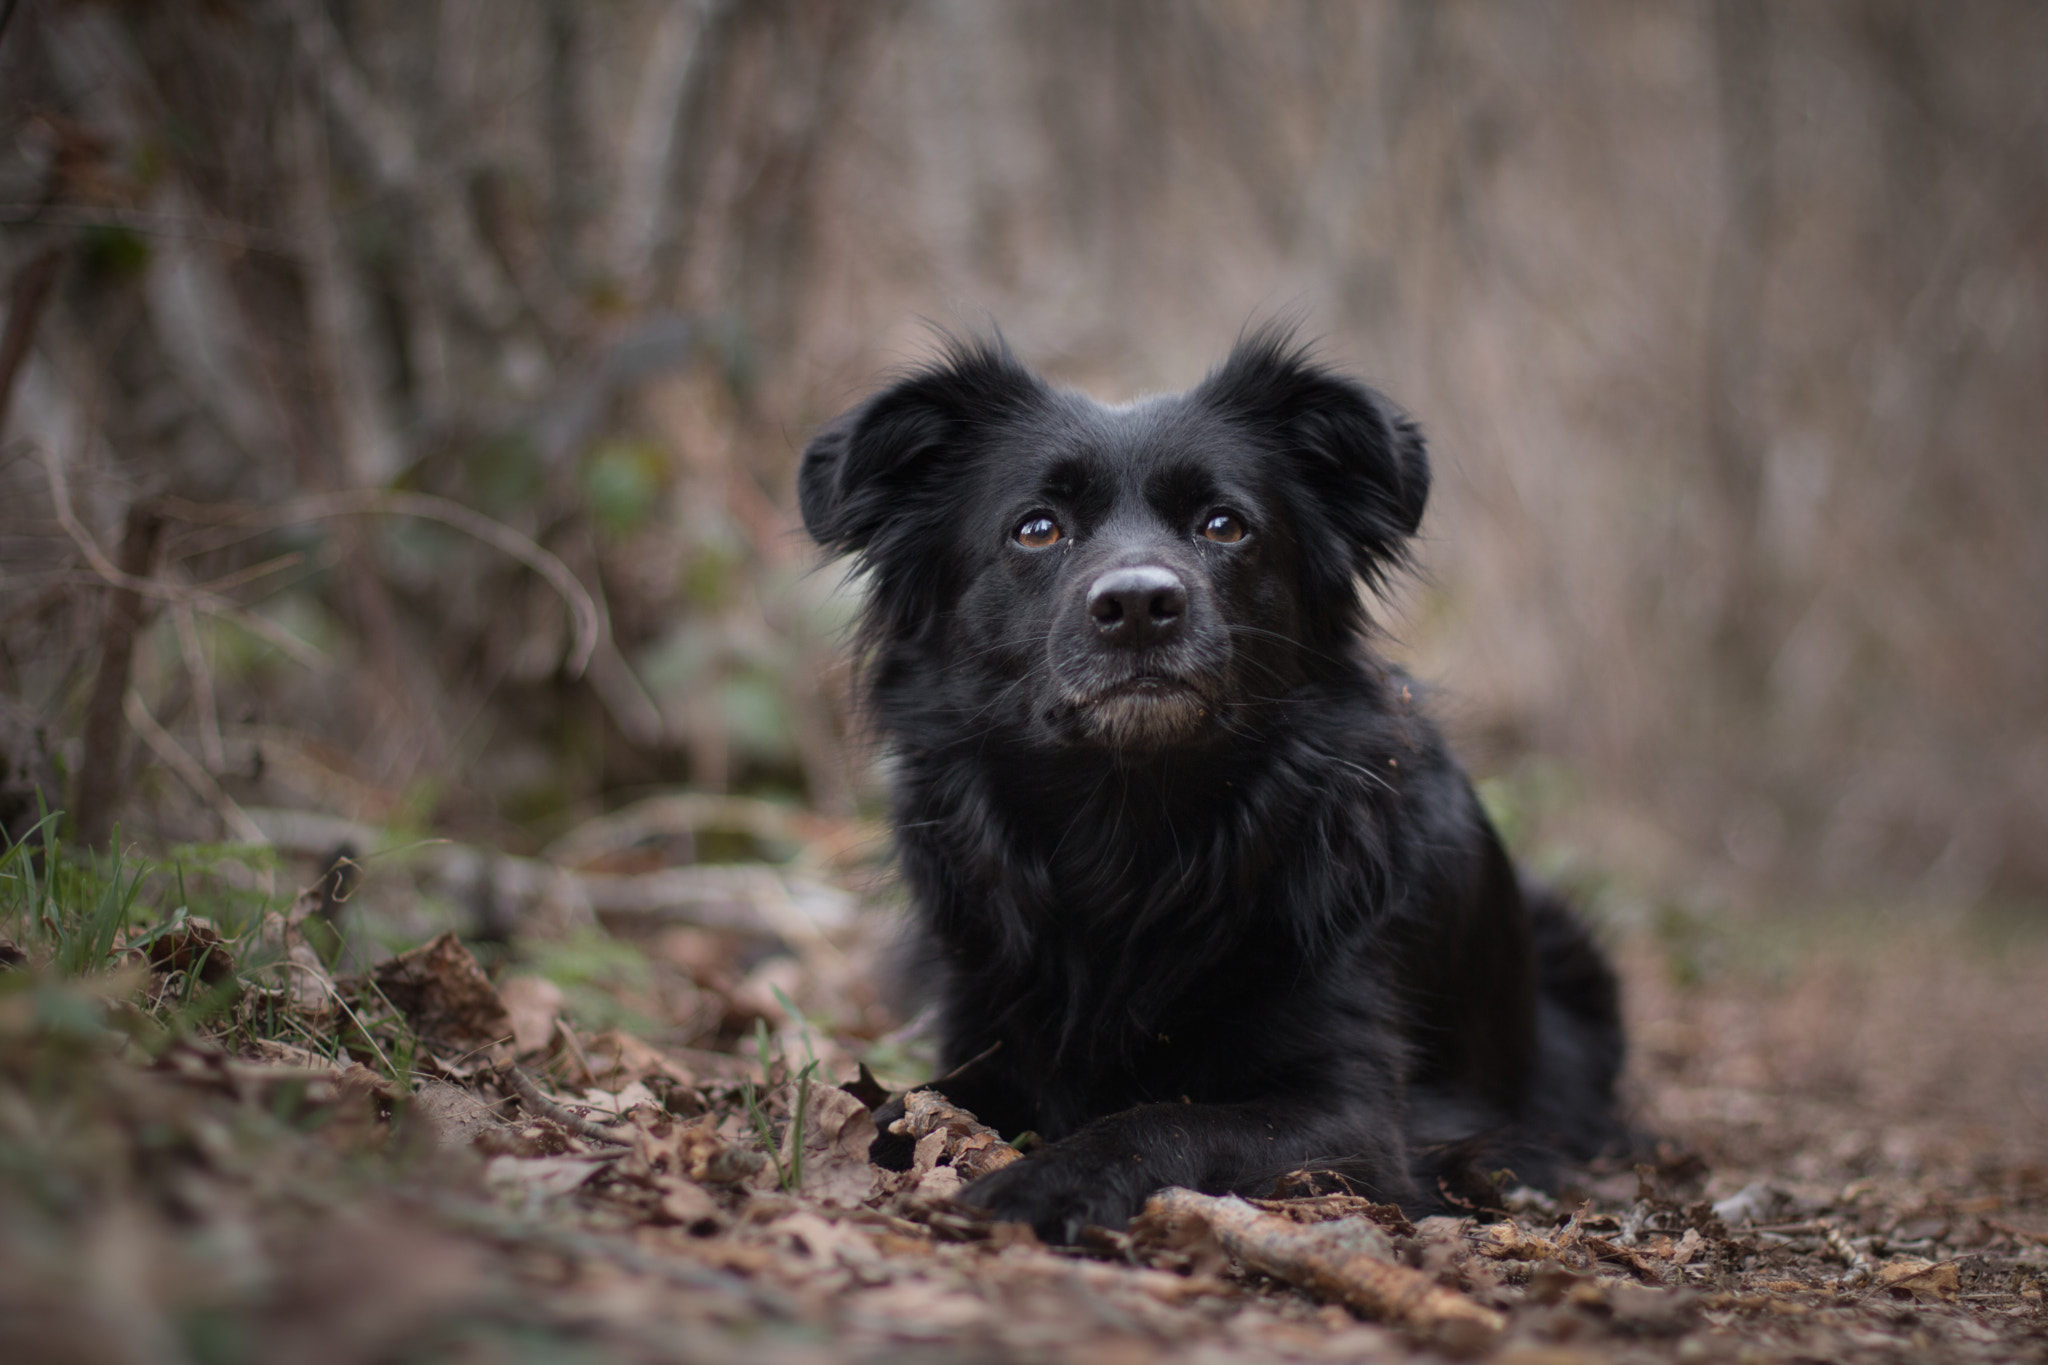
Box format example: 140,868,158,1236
800,328,1428,751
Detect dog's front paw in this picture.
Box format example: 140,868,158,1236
958,1149,1156,1244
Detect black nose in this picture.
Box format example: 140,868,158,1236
1087,566,1187,647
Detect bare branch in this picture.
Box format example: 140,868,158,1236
285,0,523,329
158,490,604,678
123,687,266,844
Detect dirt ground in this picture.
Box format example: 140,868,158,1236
4,825,2047,1365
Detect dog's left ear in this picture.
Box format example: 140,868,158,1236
1197,330,1429,587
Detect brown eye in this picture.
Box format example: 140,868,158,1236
1201,512,1246,544
1015,514,1062,548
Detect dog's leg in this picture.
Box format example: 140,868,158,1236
957,1099,1411,1244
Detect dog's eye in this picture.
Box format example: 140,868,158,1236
1014,514,1063,548
1201,512,1247,544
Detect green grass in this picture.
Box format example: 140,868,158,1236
0,813,430,1085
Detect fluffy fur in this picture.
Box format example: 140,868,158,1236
800,328,1624,1242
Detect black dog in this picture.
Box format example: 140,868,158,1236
800,328,1623,1242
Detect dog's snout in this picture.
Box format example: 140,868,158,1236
1087,566,1187,646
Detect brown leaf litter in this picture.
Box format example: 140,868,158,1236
7,884,2048,1363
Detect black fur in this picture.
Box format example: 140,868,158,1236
801,327,1624,1243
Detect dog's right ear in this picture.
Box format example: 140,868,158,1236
799,338,1044,556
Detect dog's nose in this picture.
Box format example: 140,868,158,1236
1087,566,1187,646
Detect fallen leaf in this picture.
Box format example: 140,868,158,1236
483,1154,606,1200
370,933,509,1047
1711,1182,1791,1227
244,1038,337,1069
410,1077,504,1149
786,1082,879,1206
1878,1258,1959,1301
621,1111,765,1187
1472,1221,1565,1262
581,1029,696,1089
147,917,237,985
762,1209,880,1266
916,1164,963,1201
579,1080,661,1119
258,911,336,1018
335,1062,403,1107
655,1177,724,1230
843,1280,992,1336
497,974,563,1055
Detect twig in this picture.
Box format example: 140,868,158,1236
170,600,226,772
158,490,604,676
286,0,522,328
122,689,266,844
0,205,301,257
1984,1219,2048,1248
502,1065,631,1146
39,444,328,666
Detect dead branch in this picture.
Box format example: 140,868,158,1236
122,688,265,845
501,1065,632,1147
0,246,62,438
167,599,225,772
0,204,300,256
39,445,328,666
1132,1187,1505,1347
158,490,604,677
241,807,856,945
285,0,522,329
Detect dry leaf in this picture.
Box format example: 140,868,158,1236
1878,1258,1959,1301
147,917,237,985
1472,1221,1565,1262
581,1029,696,1089
371,933,510,1047
258,911,336,1019
762,1210,880,1267
786,1082,879,1207
483,1154,606,1200
622,1112,764,1187
497,974,563,1055
335,1062,403,1107
411,1077,504,1149
912,1128,947,1178
578,1080,661,1120
656,1178,724,1229
244,1038,337,1069
915,1164,963,1201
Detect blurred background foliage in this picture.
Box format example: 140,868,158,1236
1,0,2045,916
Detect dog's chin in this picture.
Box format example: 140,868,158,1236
1069,679,1214,751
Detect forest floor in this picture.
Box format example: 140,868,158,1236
3,800,2047,1365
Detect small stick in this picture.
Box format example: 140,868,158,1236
502,1065,631,1146
1136,1187,1505,1346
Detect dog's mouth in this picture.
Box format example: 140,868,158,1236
1095,674,1198,701
1061,673,1216,748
